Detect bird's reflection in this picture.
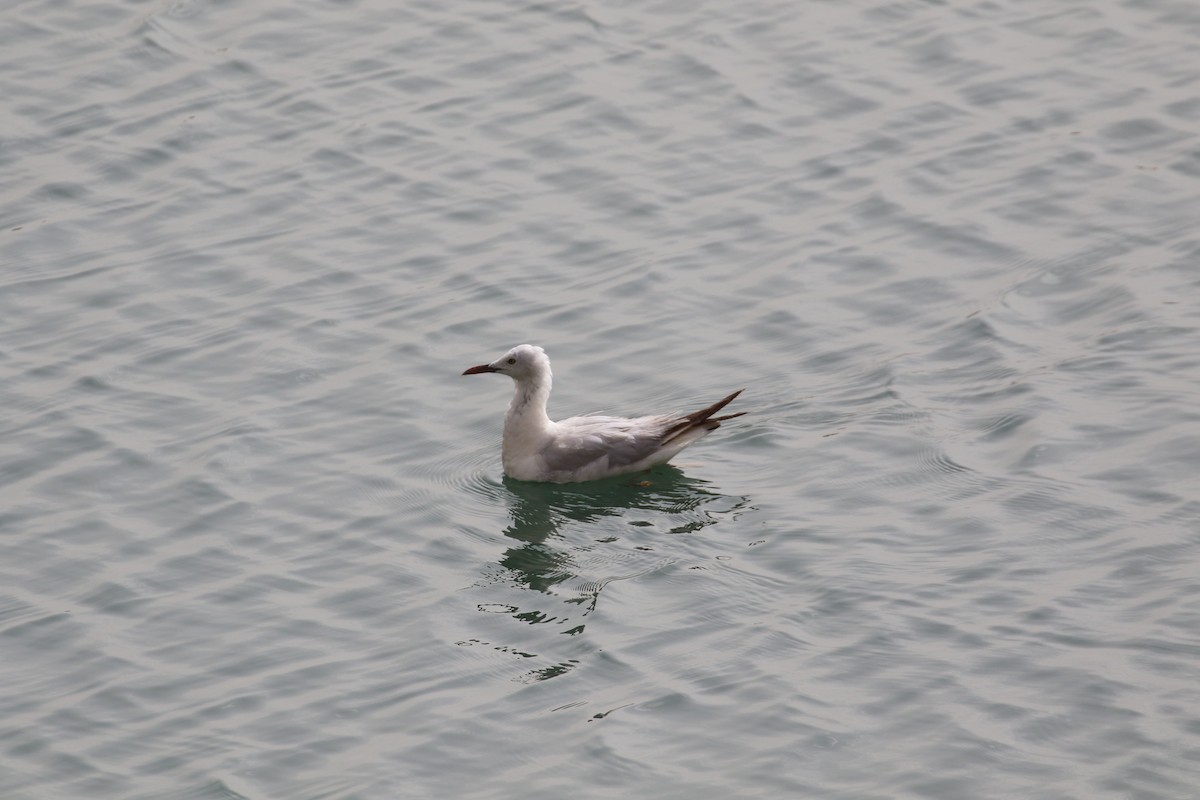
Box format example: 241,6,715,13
467,466,749,682
497,465,727,591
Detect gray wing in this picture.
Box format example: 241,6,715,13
541,415,669,474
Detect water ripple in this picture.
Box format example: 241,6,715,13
2,0,1199,797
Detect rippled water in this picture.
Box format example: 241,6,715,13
3,0,1200,797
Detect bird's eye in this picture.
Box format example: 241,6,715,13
506,357,516,365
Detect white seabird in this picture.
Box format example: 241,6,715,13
463,344,745,483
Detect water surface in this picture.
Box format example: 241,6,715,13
2,1,1199,798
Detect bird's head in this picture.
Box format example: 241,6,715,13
462,344,550,381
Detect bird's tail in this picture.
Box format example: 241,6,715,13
661,389,746,445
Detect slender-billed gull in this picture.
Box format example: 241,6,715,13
462,344,745,483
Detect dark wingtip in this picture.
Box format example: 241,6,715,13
696,389,743,421
661,389,747,442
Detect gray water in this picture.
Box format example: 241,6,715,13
2,1,1199,798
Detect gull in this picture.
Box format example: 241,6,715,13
462,344,745,483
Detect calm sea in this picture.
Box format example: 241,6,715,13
2,1,1198,798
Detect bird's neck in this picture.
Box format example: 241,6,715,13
504,373,553,444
